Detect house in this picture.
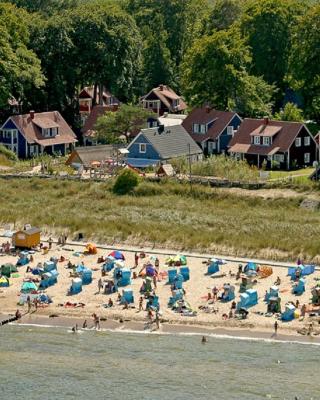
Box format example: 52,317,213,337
182,106,242,156
126,124,203,168
147,113,187,129
65,145,125,169
228,118,318,169
12,227,41,249
0,111,77,159
81,105,118,146
78,86,120,126
141,85,187,116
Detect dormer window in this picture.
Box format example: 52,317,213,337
42,127,58,138
172,99,180,108
263,137,271,146
254,136,260,145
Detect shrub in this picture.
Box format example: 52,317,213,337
113,168,140,195
0,145,17,161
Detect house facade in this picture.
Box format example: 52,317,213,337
141,85,187,116
228,118,318,169
0,111,77,159
79,86,120,127
182,106,242,156
126,125,203,168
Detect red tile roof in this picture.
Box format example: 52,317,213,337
228,118,306,155
182,107,238,142
11,111,77,147
82,105,119,136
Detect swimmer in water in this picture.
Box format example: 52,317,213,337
202,336,207,344
71,324,78,333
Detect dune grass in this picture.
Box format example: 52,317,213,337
1,177,320,261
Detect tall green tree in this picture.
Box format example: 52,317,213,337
239,0,306,96
206,0,244,32
0,3,44,109
289,4,320,121
95,104,155,143
274,102,304,121
3,0,78,14
181,29,274,116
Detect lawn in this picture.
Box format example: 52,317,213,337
268,167,315,180
1,177,320,262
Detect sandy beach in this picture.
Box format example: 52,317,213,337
1,234,320,341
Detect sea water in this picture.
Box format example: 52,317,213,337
0,325,319,400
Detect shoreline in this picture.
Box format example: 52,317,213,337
3,313,320,345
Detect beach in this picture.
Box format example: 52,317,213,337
1,234,320,341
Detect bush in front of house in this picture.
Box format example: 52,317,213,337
0,145,17,161
113,168,140,195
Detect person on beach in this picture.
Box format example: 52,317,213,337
274,321,278,335
48,237,53,250
275,276,281,286
92,313,101,330
34,298,38,311
27,296,31,313
82,320,87,329
108,298,114,308
301,304,306,318
307,322,313,336
134,252,139,268
139,296,144,312
155,311,160,330
212,286,218,302
98,278,103,294
295,300,300,309
15,309,22,320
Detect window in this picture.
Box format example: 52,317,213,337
51,127,58,136
193,124,200,134
172,99,180,108
227,126,234,136
208,141,216,153
304,153,310,163
254,136,260,145
295,138,301,147
200,124,206,134
139,143,146,153
274,154,284,163
304,136,310,146
263,137,270,146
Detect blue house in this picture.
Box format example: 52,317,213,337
0,111,77,159
182,106,242,156
126,124,203,168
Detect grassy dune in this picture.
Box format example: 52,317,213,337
1,178,320,261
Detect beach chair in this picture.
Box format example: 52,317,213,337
44,261,56,273
179,266,190,281
288,266,304,281
220,285,235,302
239,276,253,293
81,268,92,285
39,273,51,289
103,257,115,272
302,264,315,276
168,289,184,307
121,289,134,304
237,289,258,309
17,252,30,266
69,278,82,294
207,262,219,275
281,304,295,321
116,268,131,287
265,285,279,302
244,262,258,276
292,278,305,295
173,273,184,290
168,269,177,284
48,270,59,286
147,295,160,311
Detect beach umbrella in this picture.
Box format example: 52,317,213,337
108,251,125,261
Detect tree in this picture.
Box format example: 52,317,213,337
95,104,155,143
288,4,320,121
113,168,140,195
239,0,306,97
0,3,44,109
181,29,274,116
205,0,244,32
4,0,78,14
274,102,304,121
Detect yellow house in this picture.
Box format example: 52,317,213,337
12,227,41,249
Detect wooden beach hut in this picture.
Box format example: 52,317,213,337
12,227,41,249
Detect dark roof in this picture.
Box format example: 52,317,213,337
8,111,77,147
142,85,187,112
128,125,202,160
66,145,123,166
82,105,118,136
228,118,308,155
182,107,238,142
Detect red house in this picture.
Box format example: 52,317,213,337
141,85,187,116
228,118,318,169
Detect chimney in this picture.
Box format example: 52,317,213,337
264,117,269,125
30,110,35,120
159,84,164,91
205,105,211,114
